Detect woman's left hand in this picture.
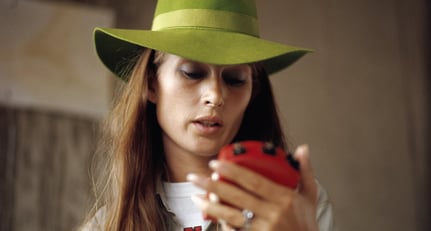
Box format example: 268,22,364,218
187,144,318,231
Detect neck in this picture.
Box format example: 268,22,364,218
164,150,215,182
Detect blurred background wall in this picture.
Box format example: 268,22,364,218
0,0,429,231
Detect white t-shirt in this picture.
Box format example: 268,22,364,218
81,180,336,231
163,182,212,231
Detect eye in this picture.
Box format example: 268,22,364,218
181,70,206,79
179,63,207,80
222,70,249,86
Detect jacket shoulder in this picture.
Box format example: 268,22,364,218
316,181,337,231
79,207,107,231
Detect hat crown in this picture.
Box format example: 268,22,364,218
151,0,259,36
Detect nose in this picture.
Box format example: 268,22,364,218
203,75,225,108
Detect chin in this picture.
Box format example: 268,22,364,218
190,140,226,157
193,147,220,157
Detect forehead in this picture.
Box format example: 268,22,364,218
157,53,252,70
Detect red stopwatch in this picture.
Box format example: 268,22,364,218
217,140,300,188
203,140,300,220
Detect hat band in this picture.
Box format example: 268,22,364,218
152,9,259,37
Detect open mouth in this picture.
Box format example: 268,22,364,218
195,120,221,127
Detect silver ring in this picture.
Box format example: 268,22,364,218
241,209,255,230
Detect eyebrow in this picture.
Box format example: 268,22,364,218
175,56,252,74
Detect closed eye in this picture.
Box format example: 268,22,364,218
181,70,207,79
223,76,247,86
179,62,208,80
222,71,249,86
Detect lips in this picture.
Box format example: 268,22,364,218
192,116,224,135
193,116,223,127
195,120,221,127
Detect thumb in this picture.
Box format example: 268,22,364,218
295,144,318,203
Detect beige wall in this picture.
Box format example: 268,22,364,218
0,1,113,118
257,0,429,230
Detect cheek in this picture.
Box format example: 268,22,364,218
227,87,253,122
234,85,253,109
155,84,196,123
155,94,183,136
156,76,186,104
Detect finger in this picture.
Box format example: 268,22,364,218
191,195,266,231
294,145,318,202
187,172,267,217
208,160,295,203
219,221,233,231
191,194,245,228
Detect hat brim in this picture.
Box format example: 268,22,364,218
94,27,312,79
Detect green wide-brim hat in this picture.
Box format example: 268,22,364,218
94,0,312,80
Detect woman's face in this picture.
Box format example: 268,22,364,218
149,54,253,158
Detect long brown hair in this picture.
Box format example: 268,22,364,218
86,48,287,230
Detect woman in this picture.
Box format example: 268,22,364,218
82,0,335,230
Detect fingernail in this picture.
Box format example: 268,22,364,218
209,160,220,169
296,144,309,155
209,192,220,203
211,172,220,181
191,194,204,207
186,173,199,182
219,219,227,226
